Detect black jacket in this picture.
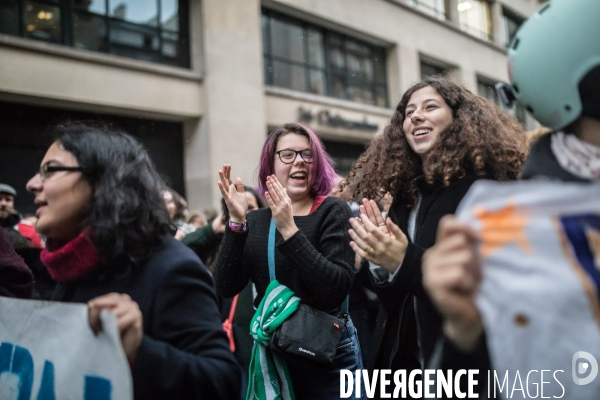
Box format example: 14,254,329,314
52,237,241,400
366,174,489,374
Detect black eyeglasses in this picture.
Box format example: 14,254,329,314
276,149,314,164
36,163,84,181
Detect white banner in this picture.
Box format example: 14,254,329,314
458,180,600,399
0,297,133,400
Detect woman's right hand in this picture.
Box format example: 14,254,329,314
422,215,484,352
217,164,248,223
360,198,390,235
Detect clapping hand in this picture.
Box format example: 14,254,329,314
348,200,408,273
265,175,298,240
359,199,390,235
217,164,248,223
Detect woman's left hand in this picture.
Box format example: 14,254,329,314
349,214,408,273
265,175,298,240
88,293,143,365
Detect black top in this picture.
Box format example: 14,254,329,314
365,174,490,372
213,196,355,313
52,237,241,400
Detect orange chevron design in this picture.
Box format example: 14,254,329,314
474,203,532,258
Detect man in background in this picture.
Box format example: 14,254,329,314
0,183,43,248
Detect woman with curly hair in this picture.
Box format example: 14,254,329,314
26,122,241,399
341,76,528,380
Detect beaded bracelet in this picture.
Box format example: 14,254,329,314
228,220,247,232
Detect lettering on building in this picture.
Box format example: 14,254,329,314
297,107,378,133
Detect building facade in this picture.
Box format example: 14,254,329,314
0,0,544,213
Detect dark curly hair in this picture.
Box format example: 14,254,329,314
50,122,172,270
340,76,528,205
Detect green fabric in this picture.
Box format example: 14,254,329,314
247,280,300,400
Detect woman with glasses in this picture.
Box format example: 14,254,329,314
213,123,365,399
26,122,241,400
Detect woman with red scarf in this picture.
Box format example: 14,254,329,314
26,122,241,400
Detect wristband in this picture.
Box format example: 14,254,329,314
229,220,247,232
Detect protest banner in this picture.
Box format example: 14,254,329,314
0,297,133,400
457,181,600,399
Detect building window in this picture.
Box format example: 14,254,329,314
502,7,524,46
420,59,450,80
0,0,190,67
410,0,446,20
457,0,491,41
478,79,526,126
321,139,367,176
262,10,388,108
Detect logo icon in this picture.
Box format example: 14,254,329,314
572,351,599,385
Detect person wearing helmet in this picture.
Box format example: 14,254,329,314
421,0,600,394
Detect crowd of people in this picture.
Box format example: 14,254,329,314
1,0,598,398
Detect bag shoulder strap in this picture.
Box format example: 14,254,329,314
267,217,349,314
228,294,239,321
268,218,277,282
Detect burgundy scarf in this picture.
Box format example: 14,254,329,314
40,230,102,282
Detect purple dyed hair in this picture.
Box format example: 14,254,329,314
258,123,336,198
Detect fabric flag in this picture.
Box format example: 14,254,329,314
247,280,300,400
457,180,600,399
0,297,133,400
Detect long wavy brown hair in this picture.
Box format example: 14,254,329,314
340,76,528,206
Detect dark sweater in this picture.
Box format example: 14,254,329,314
213,196,354,313
0,227,34,298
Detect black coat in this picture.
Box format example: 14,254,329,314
52,237,241,400
366,174,488,373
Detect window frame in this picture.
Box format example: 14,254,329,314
420,58,451,80
411,0,447,20
477,77,527,126
457,0,492,41
501,6,524,47
2,0,190,68
262,9,388,108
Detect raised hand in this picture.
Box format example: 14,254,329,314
265,175,298,240
217,164,248,223
348,213,408,273
422,215,484,352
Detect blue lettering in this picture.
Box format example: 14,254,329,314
37,361,56,400
84,376,112,400
0,342,112,400
0,342,34,400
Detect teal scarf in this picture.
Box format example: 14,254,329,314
247,280,300,400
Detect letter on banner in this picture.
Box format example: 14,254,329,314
0,297,133,400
